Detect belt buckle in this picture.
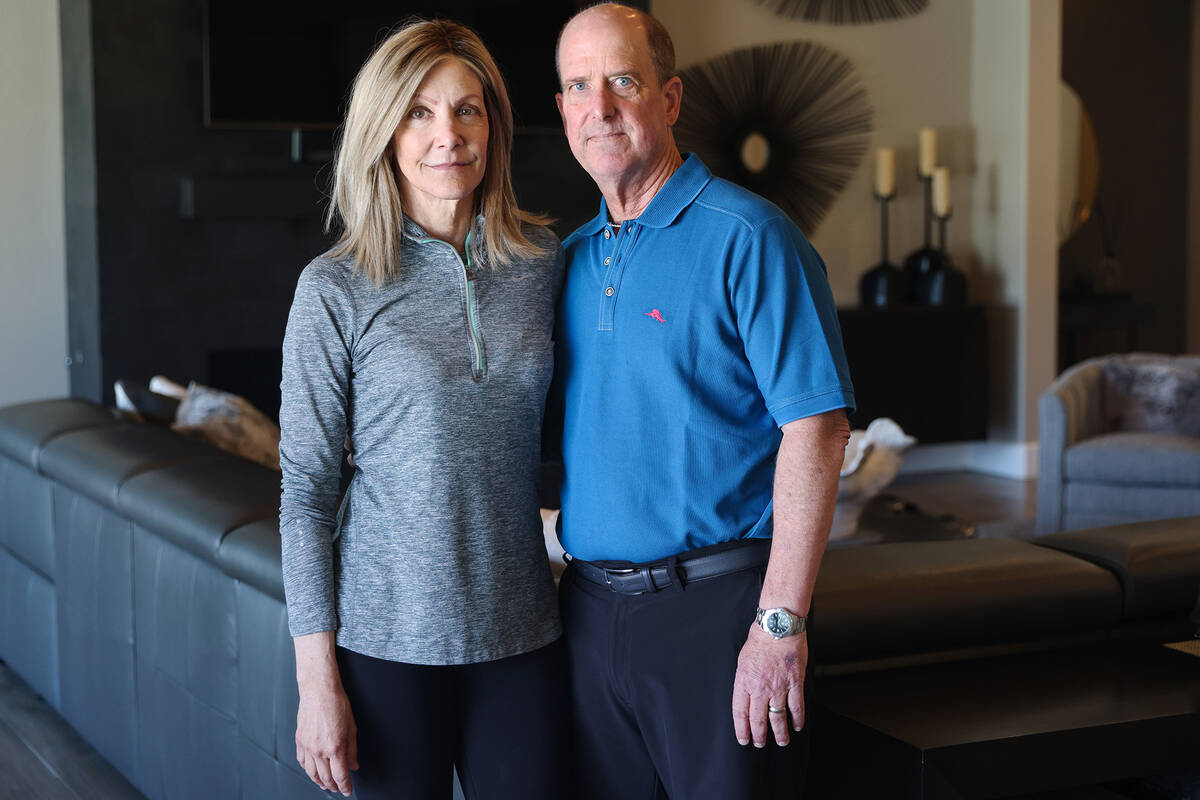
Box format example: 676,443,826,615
602,567,637,588
602,566,655,595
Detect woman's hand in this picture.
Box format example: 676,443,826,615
294,632,359,796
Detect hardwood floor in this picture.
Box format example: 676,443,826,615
888,470,1038,538
0,661,143,800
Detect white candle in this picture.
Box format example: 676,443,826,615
932,166,951,217
918,128,937,177
875,147,895,196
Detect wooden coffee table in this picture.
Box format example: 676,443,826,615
809,643,1200,799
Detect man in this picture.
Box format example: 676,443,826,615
550,4,855,798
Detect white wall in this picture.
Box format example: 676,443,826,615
970,0,1059,444
0,0,68,405
654,0,975,305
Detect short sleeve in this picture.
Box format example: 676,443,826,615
729,216,855,427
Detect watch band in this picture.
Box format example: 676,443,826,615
755,606,807,639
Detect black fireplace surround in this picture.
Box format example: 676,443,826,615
0,398,1198,798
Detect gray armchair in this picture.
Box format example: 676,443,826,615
1037,353,1200,534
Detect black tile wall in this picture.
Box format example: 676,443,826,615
83,0,598,407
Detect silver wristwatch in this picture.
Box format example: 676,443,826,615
755,607,807,639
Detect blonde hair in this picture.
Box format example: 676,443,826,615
326,19,550,284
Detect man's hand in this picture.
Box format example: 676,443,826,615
731,625,808,748
730,409,846,749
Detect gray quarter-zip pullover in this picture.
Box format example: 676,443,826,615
279,216,563,665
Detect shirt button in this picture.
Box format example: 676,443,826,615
605,287,615,297
603,229,611,239
604,257,612,265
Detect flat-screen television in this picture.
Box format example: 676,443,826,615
203,0,580,131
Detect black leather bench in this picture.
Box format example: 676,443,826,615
0,399,324,800
811,538,1125,672
1038,519,1200,632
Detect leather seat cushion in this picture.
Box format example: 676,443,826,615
40,422,219,508
1035,516,1200,620
0,399,120,470
118,456,280,564
219,517,284,602
812,539,1122,663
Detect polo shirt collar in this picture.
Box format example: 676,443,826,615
637,153,711,228
578,153,712,235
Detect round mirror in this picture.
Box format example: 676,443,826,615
1058,82,1100,243
740,132,771,174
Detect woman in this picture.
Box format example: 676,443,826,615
278,20,566,799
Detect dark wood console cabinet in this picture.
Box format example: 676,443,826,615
836,306,988,444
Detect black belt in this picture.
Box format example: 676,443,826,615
569,540,771,595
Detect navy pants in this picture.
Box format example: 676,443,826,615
559,556,810,799
336,639,569,799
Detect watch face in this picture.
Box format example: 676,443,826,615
765,610,792,636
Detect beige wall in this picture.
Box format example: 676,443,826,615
656,0,1059,456
0,0,68,405
969,1,1028,441
970,0,1059,443
654,0,975,306
1023,3,1062,442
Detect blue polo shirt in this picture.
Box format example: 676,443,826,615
554,155,854,563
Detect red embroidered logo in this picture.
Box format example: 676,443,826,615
645,309,665,325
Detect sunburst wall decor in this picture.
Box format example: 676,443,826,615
673,41,872,235
755,0,928,24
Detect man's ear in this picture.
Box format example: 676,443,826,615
556,92,566,123
663,75,683,126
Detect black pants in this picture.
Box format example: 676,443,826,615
336,639,569,800
559,556,809,799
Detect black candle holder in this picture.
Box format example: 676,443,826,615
913,209,966,305
859,190,909,307
902,172,947,303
